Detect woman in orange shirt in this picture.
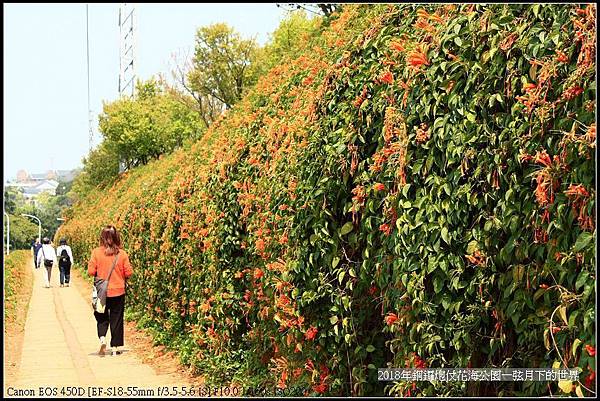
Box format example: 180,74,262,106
88,225,133,356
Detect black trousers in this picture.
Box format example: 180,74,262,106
59,263,71,284
94,294,125,347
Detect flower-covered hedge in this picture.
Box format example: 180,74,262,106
4,250,31,321
58,4,596,396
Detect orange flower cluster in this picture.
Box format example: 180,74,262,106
379,70,394,84
389,39,405,53
373,182,385,192
416,8,444,23
499,33,518,52
414,18,435,34
379,223,392,236
465,250,486,267
586,123,596,146
565,184,594,231
555,50,569,63
534,150,552,167
572,5,596,77
415,123,430,143
533,227,549,244
304,326,318,341
353,86,368,108
385,313,398,326
516,81,540,112
407,46,429,69
534,170,555,207
351,185,366,208
383,107,405,142
561,85,584,101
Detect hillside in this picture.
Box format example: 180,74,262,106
57,4,596,396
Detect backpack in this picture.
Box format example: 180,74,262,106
60,248,71,266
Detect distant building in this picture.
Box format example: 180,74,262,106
6,168,79,203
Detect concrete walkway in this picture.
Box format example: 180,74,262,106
7,258,184,397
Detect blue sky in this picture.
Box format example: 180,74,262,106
3,3,289,182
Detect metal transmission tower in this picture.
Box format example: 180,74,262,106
118,3,136,98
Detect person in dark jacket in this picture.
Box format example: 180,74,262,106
31,239,42,269
56,238,74,287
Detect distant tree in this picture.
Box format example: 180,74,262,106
188,23,262,110
18,192,69,240
55,179,74,197
98,79,204,169
72,141,120,196
276,3,342,17
168,54,225,127
4,186,26,214
4,214,38,251
260,10,321,71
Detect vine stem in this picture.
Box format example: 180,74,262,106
549,304,596,395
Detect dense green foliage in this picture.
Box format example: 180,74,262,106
189,23,263,109
259,11,321,71
3,215,38,251
73,79,204,194
58,4,596,397
18,192,72,241
4,187,26,214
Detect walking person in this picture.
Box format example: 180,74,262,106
88,225,133,356
56,238,74,287
36,237,57,288
31,238,42,269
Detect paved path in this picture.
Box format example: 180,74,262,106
8,258,184,397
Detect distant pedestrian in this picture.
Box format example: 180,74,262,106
31,239,42,269
36,237,57,288
88,225,133,356
56,238,74,287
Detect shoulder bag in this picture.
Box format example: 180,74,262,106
92,252,119,314
40,246,54,268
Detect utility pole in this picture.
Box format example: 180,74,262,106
118,3,136,98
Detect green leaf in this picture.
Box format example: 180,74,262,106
434,275,443,293
454,37,463,47
558,306,568,325
366,345,375,353
544,329,550,350
573,232,592,252
332,256,340,269
575,271,589,291
441,227,450,244
572,339,582,357
340,222,353,236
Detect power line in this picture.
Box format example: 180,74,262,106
86,4,93,152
